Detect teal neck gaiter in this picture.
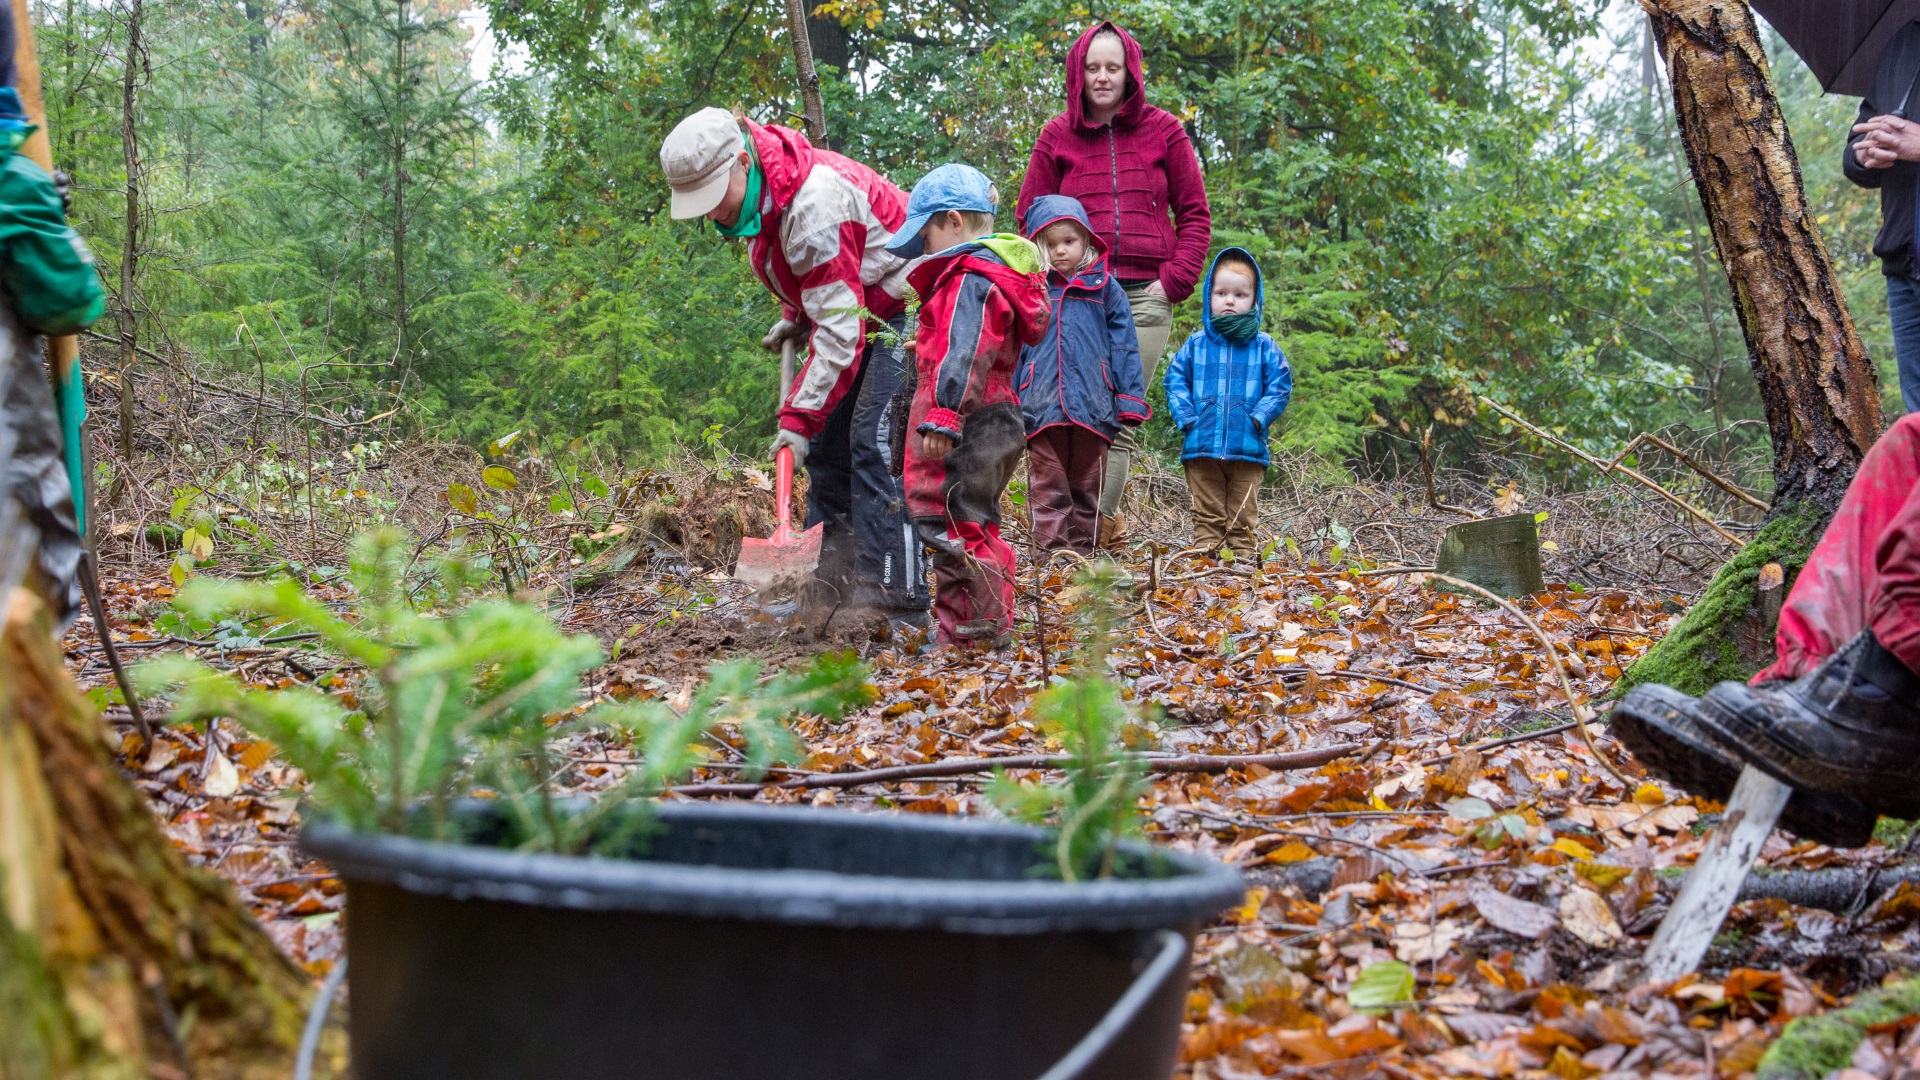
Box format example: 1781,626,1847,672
713,135,765,239
1214,310,1260,344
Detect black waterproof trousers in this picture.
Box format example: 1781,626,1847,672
803,317,927,612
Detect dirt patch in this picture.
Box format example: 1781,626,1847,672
609,601,912,679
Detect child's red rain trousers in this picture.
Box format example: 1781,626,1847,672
903,236,1050,645
1760,413,1920,683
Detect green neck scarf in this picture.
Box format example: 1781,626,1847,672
1214,310,1260,344
713,135,765,239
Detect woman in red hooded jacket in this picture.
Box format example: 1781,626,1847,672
1017,20,1212,546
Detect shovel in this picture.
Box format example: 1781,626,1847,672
734,339,822,594
1641,765,1791,983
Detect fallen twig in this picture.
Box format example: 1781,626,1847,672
1418,718,1582,766
1479,396,1745,547
668,741,1375,797
1426,573,1630,788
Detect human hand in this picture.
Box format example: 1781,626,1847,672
761,318,807,352
1144,279,1167,301
772,428,809,469
1853,114,1920,168
917,431,954,461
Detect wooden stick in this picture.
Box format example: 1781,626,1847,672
667,741,1373,797
1426,573,1631,788
781,0,827,147
1479,396,1745,547
1419,425,1476,517
9,0,75,387
1605,431,1768,512
1417,718,1581,766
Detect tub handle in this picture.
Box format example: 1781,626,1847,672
1035,929,1188,1080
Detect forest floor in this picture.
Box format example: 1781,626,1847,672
59,373,1920,1078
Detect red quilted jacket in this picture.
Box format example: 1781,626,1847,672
1015,21,1213,304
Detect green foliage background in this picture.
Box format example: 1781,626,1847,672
44,0,1906,475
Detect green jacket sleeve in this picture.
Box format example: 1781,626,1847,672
0,154,106,335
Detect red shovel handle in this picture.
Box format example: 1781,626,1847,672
772,444,797,544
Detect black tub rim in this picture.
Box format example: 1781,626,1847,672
301,801,1246,935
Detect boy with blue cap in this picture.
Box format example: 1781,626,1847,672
887,164,1050,649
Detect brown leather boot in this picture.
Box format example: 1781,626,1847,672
1098,512,1128,550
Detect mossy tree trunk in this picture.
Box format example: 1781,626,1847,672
1,588,309,1078
1626,0,1886,693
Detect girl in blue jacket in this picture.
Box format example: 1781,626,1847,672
1015,195,1150,553
1164,247,1292,558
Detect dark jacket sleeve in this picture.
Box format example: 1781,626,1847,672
1157,118,1213,305
1016,122,1062,223
1103,277,1148,424
1845,98,1888,189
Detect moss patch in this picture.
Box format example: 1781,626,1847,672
1875,817,1919,847
1617,506,1826,697
1758,974,1920,1080
0,904,134,1079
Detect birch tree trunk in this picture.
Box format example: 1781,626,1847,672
1626,0,1888,692
782,0,827,147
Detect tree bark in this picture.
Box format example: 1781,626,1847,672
112,0,140,505
1646,0,1883,509
1625,0,1888,693
0,589,310,1078
782,0,827,147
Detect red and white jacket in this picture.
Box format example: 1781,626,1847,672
741,120,912,439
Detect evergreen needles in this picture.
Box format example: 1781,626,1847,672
135,529,870,853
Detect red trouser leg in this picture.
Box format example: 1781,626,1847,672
1868,458,1920,673
1760,414,1920,682
1027,428,1074,552
1028,427,1106,554
918,518,1016,644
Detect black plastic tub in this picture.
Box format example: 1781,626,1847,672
303,800,1244,1080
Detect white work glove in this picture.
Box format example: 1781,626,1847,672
761,318,807,352
771,429,809,470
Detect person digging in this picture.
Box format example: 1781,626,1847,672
659,107,928,636
1612,413,1920,848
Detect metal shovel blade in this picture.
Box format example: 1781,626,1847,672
734,438,820,595
1641,765,1790,983
735,521,822,595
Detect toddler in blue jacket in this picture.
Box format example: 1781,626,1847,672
1015,195,1149,554
1163,247,1292,558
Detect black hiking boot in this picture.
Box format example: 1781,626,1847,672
1686,632,1920,818
1610,684,1878,848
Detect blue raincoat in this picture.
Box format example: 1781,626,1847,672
1163,247,1292,466
1014,195,1150,443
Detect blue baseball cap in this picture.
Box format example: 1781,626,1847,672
886,163,998,258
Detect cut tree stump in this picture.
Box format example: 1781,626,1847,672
1434,514,1544,599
